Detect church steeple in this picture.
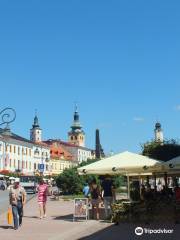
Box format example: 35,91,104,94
32,114,40,129
71,105,82,130
30,111,42,142
68,105,85,147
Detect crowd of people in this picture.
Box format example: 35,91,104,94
7,174,180,230
82,175,116,220
7,175,116,230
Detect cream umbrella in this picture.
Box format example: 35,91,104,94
164,156,180,174
78,151,164,175
78,151,165,198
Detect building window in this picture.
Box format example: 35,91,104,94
14,159,16,168
29,162,31,170
18,147,20,155
26,148,28,155
18,160,20,170
34,163,36,170
29,149,31,156
14,146,16,154
10,145,12,153
71,136,73,140
10,159,12,167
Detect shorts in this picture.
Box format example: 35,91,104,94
91,198,101,206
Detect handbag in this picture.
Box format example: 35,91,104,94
47,186,52,196
7,207,13,225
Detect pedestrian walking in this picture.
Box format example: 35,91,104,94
37,178,48,219
101,175,115,219
9,178,26,230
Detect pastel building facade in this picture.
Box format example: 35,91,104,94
0,127,50,175
59,141,92,164
44,140,76,175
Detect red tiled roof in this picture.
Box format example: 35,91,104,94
43,141,73,161
44,139,92,151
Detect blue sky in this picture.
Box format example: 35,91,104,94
0,1,180,154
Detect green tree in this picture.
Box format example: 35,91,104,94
56,167,84,194
141,139,180,161
78,158,100,167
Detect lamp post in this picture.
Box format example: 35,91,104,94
0,107,16,127
0,107,16,173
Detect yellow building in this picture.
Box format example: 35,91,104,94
44,140,76,176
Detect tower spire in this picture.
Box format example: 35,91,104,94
75,102,78,112
30,111,42,142
68,105,85,147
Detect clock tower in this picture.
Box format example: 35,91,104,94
154,122,164,143
68,106,85,147
30,113,42,143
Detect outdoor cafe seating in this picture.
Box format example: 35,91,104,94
78,151,180,224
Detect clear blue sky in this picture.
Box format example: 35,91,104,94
0,1,180,154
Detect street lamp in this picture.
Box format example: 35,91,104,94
0,107,16,127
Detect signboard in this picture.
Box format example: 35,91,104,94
38,164,44,172
73,198,89,221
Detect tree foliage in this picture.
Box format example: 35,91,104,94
56,157,126,195
56,158,101,194
56,167,84,194
141,139,180,162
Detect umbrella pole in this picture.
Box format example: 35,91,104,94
154,174,157,192
127,175,130,199
139,175,142,199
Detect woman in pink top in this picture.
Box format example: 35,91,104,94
37,178,48,219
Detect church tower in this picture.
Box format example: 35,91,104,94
68,105,85,147
30,113,42,143
154,122,164,143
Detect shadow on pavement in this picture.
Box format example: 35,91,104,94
53,214,74,222
78,223,180,240
0,225,14,229
24,215,39,219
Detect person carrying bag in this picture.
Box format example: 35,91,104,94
7,207,13,225
9,178,26,230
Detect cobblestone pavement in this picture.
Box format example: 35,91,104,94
0,197,112,240
1,196,180,240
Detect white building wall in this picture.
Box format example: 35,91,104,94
0,137,50,175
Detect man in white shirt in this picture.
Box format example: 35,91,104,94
9,178,26,230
